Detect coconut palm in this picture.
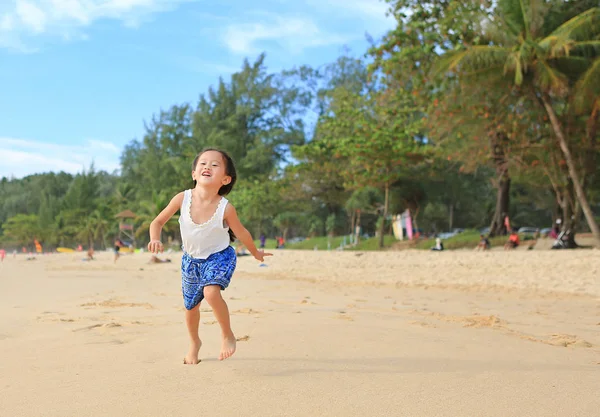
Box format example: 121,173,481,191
135,191,179,245
434,2,600,244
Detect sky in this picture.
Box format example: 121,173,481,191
0,0,395,179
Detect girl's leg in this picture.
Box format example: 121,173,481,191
184,303,202,364
203,285,236,361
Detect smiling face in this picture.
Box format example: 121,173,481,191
192,150,231,189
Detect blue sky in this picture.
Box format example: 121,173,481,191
0,0,395,178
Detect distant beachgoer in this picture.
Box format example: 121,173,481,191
148,255,171,264
476,235,490,251
503,214,511,235
113,238,124,263
0,249,5,262
259,234,266,249
87,247,94,261
431,237,444,251
504,230,520,250
147,148,272,364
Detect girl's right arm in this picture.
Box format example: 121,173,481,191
148,192,184,253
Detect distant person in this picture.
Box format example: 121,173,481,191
87,247,95,261
113,238,124,263
259,234,266,249
148,255,171,264
235,241,250,257
277,236,285,249
550,220,561,239
0,249,5,262
476,235,490,251
431,237,444,251
504,230,520,250
146,148,272,365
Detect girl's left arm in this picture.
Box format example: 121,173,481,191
224,204,272,261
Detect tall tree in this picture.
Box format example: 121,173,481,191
434,2,600,244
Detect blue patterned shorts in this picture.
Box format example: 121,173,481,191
181,246,237,310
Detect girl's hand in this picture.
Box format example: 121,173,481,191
148,240,163,254
253,249,273,262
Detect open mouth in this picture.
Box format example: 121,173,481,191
201,172,212,177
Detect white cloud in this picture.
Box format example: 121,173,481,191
0,0,194,51
222,15,354,55
0,137,121,178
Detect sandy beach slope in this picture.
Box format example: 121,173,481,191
0,248,598,416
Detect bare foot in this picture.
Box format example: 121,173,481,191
183,338,202,365
219,334,236,361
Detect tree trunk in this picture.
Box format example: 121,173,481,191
378,181,390,249
412,206,420,236
488,132,510,237
448,203,454,232
560,187,578,248
541,94,600,246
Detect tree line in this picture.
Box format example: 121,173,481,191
1,0,599,251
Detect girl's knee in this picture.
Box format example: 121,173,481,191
203,286,222,304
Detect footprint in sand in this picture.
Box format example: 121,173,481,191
545,334,593,348
335,312,354,321
80,299,154,310
37,312,78,323
232,308,261,315
203,320,218,325
236,335,250,342
410,321,438,328
73,322,122,332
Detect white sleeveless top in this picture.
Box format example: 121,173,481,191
179,189,230,259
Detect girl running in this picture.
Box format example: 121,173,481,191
148,148,272,364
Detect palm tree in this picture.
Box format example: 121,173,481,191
434,2,600,244
135,191,179,245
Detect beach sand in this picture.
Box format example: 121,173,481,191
0,247,599,416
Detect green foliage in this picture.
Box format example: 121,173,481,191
1,214,41,246
351,235,397,251
286,236,346,250
1,3,599,250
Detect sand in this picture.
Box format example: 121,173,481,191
0,247,599,417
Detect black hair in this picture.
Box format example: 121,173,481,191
191,148,237,195
191,148,237,242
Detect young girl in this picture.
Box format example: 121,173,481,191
148,148,272,364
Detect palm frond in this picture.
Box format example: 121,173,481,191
573,57,600,112
534,59,569,96
497,0,528,37
539,35,576,58
569,40,600,58
548,7,600,42
432,46,510,78
550,55,593,80
526,0,550,38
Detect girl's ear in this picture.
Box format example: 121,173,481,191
223,176,231,185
